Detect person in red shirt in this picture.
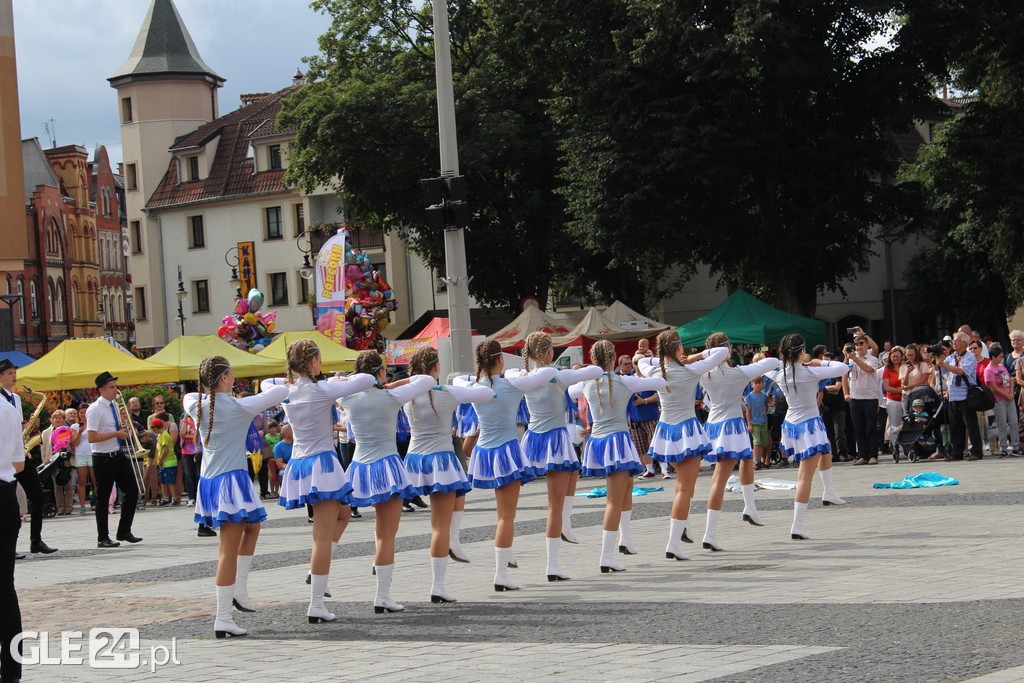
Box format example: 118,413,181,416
882,347,905,460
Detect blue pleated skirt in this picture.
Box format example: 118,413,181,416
195,469,267,528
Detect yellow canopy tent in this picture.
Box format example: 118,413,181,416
258,330,359,372
17,339,180,391
148,335,285,380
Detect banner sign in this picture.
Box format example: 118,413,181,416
237,241,257,297
385,338,432,365
314,228,348,345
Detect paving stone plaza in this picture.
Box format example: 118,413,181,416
13,458,1024,682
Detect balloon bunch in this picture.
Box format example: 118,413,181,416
217,288,278,352
343,245,397,351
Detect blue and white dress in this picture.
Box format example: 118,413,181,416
340,375,435,506
453,403,479,437
464,367,557,488
765,361,851,462
568,373,667,477
511,364,603,476
699,357,781,462
185,384,289,527
264,374,376,509
405,380,495,497
637,347,730,462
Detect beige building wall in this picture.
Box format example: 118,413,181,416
113,78,219,347
0,0,29,273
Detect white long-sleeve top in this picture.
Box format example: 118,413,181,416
700,357,782,423
185,384,290,478
569,374,667,438
765,361,851,424
261,374,375,459
467,367,557,448
637,347,730,424
406,379,496,455
507,365,603,434
0,398,22,482
340,375,435,464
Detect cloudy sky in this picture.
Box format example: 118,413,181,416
13,0,332,166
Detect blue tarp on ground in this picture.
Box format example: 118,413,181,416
0,350,35,367
872,472,959,489
578,486,664,498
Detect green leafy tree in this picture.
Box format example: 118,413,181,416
899,0,1024,330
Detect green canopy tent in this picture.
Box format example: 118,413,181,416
676,290,826,348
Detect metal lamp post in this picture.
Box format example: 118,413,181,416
296,233,315,325
175,265,188,336
224,247,243,300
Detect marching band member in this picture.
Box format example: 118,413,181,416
265,339,374,624
340,350,434,613
0,361,24,682
569,341,666,573
185,356,289,638
406,347,495,602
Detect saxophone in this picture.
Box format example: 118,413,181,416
22,390,48,457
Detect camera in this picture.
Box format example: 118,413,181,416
926,340,952,359
846,327,859,335
843,344,854,354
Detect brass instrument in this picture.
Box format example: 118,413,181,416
22,390,48,457
115,393,149,496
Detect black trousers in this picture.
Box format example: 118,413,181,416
93,452,139,541
0,481,22,681
13,456,43,543
849,399,879,461
948,399,983,458
181,453,200,502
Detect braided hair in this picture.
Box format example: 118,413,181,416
656,329,683,392
475,340,503,386
779,333,806,392
198,355,230,446
590,340,615,408
354,350,385,388
409,346,440,419
523,332,553,371
286,338,320,381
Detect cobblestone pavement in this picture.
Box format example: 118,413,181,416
13,457,1024,681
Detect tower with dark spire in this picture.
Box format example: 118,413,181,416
109,0,223,346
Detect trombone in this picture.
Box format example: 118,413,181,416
116,393,149,497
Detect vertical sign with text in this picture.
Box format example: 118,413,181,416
314,229,348,345
237,241,257,298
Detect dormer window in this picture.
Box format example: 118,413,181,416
188,155,200,181
269,145,282,170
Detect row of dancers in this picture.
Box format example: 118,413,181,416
188,330,851,638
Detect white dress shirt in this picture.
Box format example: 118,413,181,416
0,397,24,481
86,396,124,453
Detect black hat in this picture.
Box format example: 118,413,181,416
94,371,118,388
0,359,14,373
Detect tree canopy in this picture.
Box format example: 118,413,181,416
280,0,1010,320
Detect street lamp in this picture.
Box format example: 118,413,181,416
97,299,107,339
0,294,25,352
296,233,315,280
877,230,901,344
176,265,188,336
224,247,243,300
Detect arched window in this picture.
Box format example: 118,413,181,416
71,281,79,320
29,280,38,320
56,278,65,322
47,277,55,321
15,278,24,324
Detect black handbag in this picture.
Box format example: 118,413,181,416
967,384,995,412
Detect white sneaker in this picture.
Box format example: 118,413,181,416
187,499,195,508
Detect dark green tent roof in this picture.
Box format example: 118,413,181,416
676,290,826,348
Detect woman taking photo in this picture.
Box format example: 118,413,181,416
694,333,779,551
185,356,289,638
406,346,495,601
765,335,850,540
265,339,374,623
570,340,666,573
465,339,556,591
340,350,434,613
637,331,727,560
514,332,602,581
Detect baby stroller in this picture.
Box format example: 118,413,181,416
895,385,943,463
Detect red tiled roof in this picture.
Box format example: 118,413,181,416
147,83,300,210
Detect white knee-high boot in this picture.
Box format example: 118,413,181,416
233,555,255,612
665,519,688,561
308,574,336,623
373,563,403,612
741,483,764,525
449,510,470,562
493,547,520,591
561,496,579,544
702,508,723,551
546,537,570,581
791,502,809,539
215,584,247,638
819,469,845,505
618,510,636,554
431,556,456,602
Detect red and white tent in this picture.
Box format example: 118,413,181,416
486,306,573,350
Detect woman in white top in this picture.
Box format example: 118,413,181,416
765,335,851,540
463,339,557,592
569,340,666,573
67,407,93,516
184,356,289,639
637,330,728,560
264,339,375,624
406,346,495,602
340,350,434,613
697,332,781,551
514,332,602,582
